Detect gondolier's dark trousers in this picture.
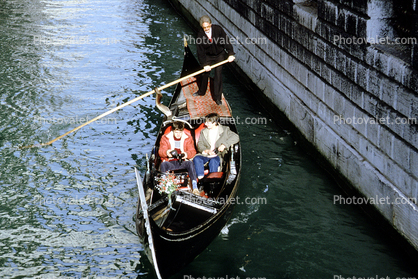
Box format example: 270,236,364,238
199,53,224,103
160,160,197,182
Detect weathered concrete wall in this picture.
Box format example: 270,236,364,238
171,0,418,250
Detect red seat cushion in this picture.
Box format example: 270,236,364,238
194,122,206,144
206,172,223,179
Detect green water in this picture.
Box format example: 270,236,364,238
0,0,416,278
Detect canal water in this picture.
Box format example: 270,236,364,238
0,0,416,278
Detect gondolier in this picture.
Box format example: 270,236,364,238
193,15,235,105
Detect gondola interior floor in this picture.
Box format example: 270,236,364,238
180,77,232,118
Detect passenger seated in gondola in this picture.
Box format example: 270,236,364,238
193,113,239,180
158,121,198,191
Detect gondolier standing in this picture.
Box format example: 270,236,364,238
193,15,235,105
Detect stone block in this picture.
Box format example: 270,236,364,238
379,126,394,158
348,42,367,62
345,10,358,35
307,71,317,93
289,38,299,57
403,125,418,151
346,57,357,83
350,85,363,107
290,98,315,142
295,83,312,107
353,107,367,136
321,63,332,84
367,69,382,98
381,79,398,109
298,64,309,88
282,34,291,51
248,9,256,25
331,71,342,92
351,0,368,14
282,16,292,37
315,37,326,60
407,67,418,93
386,57,406,86
364,47,375,67
301,27,312,49
292,23,301,43
349,128,362,153
375,101,390,122
310,90,320,115
316,100,327,121
285,54,296,76
411,94,418,119
316,19,326,39
272,82,291,114
315,120,338,166
335,50,347,75
252,1,262,13
279,0,294,17
361,175,392,222
396,87,412,118
311,55,321,75
296,43,304,63
303,48,312,68
343,99,356,119
341,76,353,99
358,136,371,165
363,90,378,116
273,8,282,28
366,115,379,144
261,2,275,24
324,43,336,66
323,84,335,109
392,137,411,172
356,62,368,91
410,150,418,179
318,0,337,24
387,110,405,138
333,91,345,116
373,49,390,76
337,7,345,31
371,145,387,176
335,137,353,174
357,16,367,38
316,78,325,100
393,200,418,251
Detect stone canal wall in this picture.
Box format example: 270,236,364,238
170,0,418,250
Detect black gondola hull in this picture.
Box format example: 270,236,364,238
135,45,241,279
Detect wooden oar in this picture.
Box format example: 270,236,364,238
21,58,231,149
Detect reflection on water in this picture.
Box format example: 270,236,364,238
0,0,416,278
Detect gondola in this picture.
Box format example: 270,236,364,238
135,41,241,279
